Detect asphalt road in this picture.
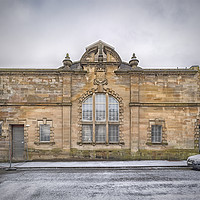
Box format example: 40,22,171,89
0,168,199,200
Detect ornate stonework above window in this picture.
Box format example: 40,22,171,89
94,64,108,86
194,118,200,149
34,118,55,145
78,88,124,146
146,118,168,145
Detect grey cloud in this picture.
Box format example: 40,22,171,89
0,0,199,68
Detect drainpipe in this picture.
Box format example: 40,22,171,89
6,125,16,171
9,127,12,168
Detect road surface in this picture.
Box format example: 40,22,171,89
0,168,199,200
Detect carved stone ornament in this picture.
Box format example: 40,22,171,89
94,64,107,85
80,40,122,66
94,72,107,85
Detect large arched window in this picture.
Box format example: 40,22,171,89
82,93,119,143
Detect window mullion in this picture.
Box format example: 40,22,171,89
92,94,95,143
106,93,109,143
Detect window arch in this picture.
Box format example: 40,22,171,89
81,93,119,143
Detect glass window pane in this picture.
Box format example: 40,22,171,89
82,125,93,142
40,124,50,142
95,125,106,142
82,96,93,121
109,125,119,143
95,94,106,121
109,96,119,121
151,125,162,143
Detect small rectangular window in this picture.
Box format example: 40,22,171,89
151,125,162,143
40,124,50,142
82,125,93,142
95,125,106,142
109,125,119,143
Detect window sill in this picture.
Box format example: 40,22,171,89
78,142,124,146
34,141,55,146
146,142,168,146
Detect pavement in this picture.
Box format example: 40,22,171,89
0,160,188,169
1,165,199,200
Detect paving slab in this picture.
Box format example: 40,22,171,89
0,160,187,169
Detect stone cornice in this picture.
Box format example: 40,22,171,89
0,68,60,72
140,69,198,75
0,102,72,106
115,69,198,75
129,102,200,107
0,69,87,75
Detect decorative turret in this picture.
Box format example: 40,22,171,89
129,53,139,69
62,53,72,70
190,65,199,71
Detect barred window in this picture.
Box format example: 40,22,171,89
109,96,119,121
82,93,119,144
109,125,119,143
95,125,106,142
82,125,93,142
95,94,106,121
40,124,50,142
151,125,162,143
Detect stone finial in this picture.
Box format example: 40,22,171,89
129,53,139,68
62,53,72,70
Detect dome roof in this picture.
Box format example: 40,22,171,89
80,40,122,66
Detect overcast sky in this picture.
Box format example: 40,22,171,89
0,0,199,68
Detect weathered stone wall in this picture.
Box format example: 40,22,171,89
130,71,199,154
139,73,199,103
0,68,199,161
0,72,63,104
138,107,197,148
0,71,72,161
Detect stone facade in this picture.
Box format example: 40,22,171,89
0,40,199,161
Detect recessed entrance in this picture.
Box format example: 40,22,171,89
12,125,24,160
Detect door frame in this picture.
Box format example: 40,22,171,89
11,124,25,160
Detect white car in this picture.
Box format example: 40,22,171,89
187,154,200,170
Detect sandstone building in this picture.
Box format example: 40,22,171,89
0,40,199,161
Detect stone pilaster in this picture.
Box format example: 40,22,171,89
130,107,140,152
130,75,140,103
62,73,72,150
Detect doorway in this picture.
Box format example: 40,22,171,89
12,125,24,160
